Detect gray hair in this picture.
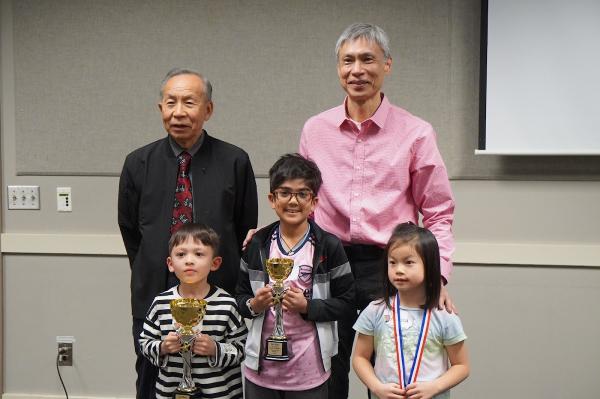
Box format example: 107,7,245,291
335,23,391,61
159,68,213,102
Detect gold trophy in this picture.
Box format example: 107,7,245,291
264,257,294,361
170,298,207,399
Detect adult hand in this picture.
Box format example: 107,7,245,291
405,381,440,399
372,382,406,399
160,332,181,355
438,283,458,314
250,286,274,313
282,286,308,314
193,333,217,357
242,228,257,251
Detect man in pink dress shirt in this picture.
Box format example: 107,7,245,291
298,22,456,399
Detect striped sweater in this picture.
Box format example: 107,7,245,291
140,285,247,398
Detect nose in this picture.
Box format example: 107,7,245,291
350,60,364,75
173,102,185,117
288,194,300,205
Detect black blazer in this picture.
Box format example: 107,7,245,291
118,133,258,318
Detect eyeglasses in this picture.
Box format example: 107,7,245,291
272,189,314,203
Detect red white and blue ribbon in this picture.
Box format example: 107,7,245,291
391,293,432,389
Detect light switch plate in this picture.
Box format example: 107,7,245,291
7,185,40,209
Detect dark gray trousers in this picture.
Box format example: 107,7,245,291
328,244,384,399
132,317,159,399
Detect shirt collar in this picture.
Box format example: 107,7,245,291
275,224,311,256
168,131,205,157
336,93,391,130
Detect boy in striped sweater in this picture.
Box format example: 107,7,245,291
140,223,248,398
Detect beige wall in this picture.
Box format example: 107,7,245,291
2,0,600,398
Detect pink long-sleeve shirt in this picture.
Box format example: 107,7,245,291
299,95,455,280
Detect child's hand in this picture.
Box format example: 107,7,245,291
373,382,406,399
405,381,440,399
250,286,274,313
160,332,182,355
282,286,308,314
193,333,216,357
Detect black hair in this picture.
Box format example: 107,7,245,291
380,222,441,310
268,153,322,194
168,223,220,256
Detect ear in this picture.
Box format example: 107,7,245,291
309,196,319,213
268,192,276,209
204,101,214,121
167,257,175,273
158,102,163,112
211,256,223,271
384,56,392,74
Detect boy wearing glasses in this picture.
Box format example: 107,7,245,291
236,153,355,399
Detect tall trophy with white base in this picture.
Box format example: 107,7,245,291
264,257,294,361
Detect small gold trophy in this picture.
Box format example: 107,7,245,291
264,257,294,361
170,298,207,399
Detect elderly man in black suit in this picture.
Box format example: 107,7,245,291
118,68,258,398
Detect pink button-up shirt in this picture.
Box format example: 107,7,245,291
299,95,455,280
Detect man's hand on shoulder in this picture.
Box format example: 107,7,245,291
438,283,458,314
242,228,257,251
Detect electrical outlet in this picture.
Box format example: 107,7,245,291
56,336,75,366
58,342,73,366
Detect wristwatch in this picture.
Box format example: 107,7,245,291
246,298,260,317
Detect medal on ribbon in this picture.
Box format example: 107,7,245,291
391,293,432,389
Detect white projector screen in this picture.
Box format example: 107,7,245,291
479,0,600,155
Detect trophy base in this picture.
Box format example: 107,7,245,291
264,337,290,361
174,389,201,399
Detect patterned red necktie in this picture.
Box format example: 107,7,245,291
171,151,193,234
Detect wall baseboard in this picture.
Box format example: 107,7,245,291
1,233,599,267
454,241,600,267
0,233,125,255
